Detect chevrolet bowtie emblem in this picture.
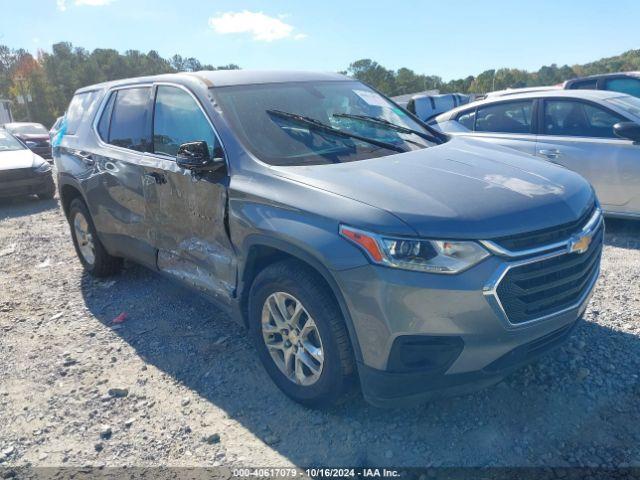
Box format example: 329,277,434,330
569,232,593,254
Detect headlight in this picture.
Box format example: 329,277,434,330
25,140,38,148
339,225,490,274
34,162,52,173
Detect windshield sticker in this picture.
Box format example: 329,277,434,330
353,90,389,108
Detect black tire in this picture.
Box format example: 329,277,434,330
248,259,356,407
68,197,122,277
37,178,56,200
37,189,55,200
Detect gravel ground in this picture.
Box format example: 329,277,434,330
0,193,639,469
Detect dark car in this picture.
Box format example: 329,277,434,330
54,71,601,407
564,71,640,98
2,122,52,160
0,129,55,200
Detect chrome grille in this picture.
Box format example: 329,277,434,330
491,203,596,252
494,222,603,324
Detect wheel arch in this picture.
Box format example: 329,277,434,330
58,178,87,218
238,235,364,365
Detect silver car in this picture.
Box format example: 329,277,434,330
431,90,640,219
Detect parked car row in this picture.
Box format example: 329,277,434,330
1,122,52,160
0,128,55,200
429,88,640,219
51,70,604,407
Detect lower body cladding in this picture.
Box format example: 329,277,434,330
334,231,603,407
0,172,55,199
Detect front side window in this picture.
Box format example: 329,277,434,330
543,100,625,138
605,77,640,98
456,110,476,130
212,80,438,166
153,86,219,158
0,131,26,152
475,101,533,134
102,87,152,152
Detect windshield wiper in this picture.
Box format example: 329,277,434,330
266,109,407,154
333,113,439,143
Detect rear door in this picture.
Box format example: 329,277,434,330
142,84,236,302
445,100,537,155
536,98,638,213
87,85,157,266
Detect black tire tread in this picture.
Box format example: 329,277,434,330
68,198,122,278
249,259,357,407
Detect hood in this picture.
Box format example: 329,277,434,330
0,149,41,170
274,137,595,239
15,133,49,142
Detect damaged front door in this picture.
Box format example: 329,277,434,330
143,84,236,303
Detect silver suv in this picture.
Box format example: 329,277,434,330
55,71,602,407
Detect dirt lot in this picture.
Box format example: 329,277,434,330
1,194,639,469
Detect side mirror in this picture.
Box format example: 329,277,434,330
176,141,224,171
613,122,640,143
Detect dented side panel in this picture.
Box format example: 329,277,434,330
143,156,236,303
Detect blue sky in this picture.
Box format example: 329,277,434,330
2,0,639,80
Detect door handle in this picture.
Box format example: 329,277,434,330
74,150,95,165
538,149,561,159
143,172,167,185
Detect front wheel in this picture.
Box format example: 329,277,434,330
68,198,122,277
37,179,56,200
248,260,356,407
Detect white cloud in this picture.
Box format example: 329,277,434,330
208,10,306,42
75,0,114,5
57,0,113,10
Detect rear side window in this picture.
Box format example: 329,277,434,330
543,100,625,138
569,79,598,90
604,78,640,98
475,101,533,134
100,87,152,152
97,92,116,141
66,91,97,135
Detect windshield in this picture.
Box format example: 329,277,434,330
6,123,48,135
212,81,438,166
0,131,26,152
606,95,640,119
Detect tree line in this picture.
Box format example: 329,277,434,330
0,42,239,127
1,41,639,127
346,49,640,97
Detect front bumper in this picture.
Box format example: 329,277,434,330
0,173,55,198
333,231,601,407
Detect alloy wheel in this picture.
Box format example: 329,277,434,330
261,292,324,386
73,211,95,266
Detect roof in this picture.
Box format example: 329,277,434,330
565,71,640,83
484,86,561,98
76,70,350,94
481,88,625,101
2,122,43,127
391,90,440,103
